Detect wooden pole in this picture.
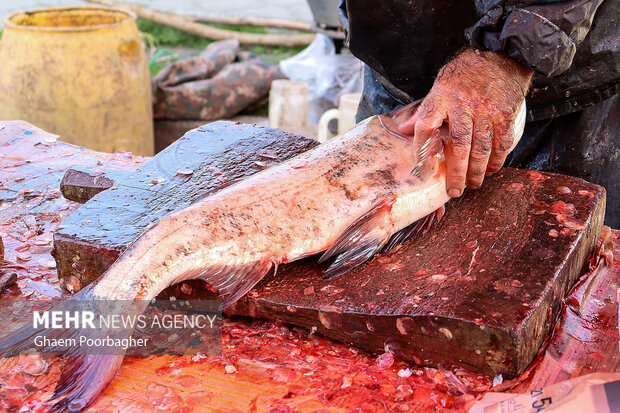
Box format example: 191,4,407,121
86,0,316,47
191,16,312,33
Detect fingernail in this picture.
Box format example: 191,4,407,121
448,188,461,198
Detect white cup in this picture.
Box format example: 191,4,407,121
269,80,309,129
317,93,362,143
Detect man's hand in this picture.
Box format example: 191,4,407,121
399,49,534,197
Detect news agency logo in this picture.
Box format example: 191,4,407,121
0,300,223,356
33,310,219,330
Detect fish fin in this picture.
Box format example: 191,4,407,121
411,131,444,178
383,222,421,252
322,235,389,279
199,259,274,309
384,205,446,251
319,197,396,279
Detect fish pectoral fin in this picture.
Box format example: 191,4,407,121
320,203,447,279
200,259,274,310
322,232,390,279
384,205,446,251
319,197,396,279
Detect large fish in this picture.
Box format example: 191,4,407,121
0,100,526,411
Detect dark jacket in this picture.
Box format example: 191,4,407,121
339,0,619,121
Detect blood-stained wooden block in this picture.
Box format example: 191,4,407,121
511,226,619,391
53,122,318,289
227,169,606,378
49,121,605,378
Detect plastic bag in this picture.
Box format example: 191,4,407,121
469,373,620,413
280,34,363,124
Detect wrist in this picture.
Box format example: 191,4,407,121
461,48,534,96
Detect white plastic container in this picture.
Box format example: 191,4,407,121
269,80,309,129
317,93,361,143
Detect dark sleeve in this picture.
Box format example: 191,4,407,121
338,0,350,44
465,0,605,76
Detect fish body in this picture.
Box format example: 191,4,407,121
94,108,448,306
0,100,526,411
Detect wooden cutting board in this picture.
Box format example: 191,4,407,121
52,122,606,378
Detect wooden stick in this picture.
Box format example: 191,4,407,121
86,0,316,47
191,16,312,33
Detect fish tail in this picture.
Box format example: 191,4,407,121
49,354,124,412
0,285,129,412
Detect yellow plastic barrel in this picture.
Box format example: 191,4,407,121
0,6,154,155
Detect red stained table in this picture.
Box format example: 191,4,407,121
0,121,618,412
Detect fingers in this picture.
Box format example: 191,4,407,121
399,97,444,145
398,92,514,194
444,111,473,198
412,107,445,159
486,119,514,176
466,118,493,188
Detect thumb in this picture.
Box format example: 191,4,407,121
398,104,425,135
398,109,420,135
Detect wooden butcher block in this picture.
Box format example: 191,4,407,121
54,123,606,379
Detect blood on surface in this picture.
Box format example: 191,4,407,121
0,131,618,412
